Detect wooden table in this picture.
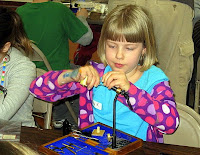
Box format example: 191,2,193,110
21,126,200,155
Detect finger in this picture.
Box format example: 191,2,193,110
87,77,96,90
85,69,94,87
102,72,112,86
79,66,100,88
103,72,119,88
92,67,100,87
79,67,88,81
102,71,110,83
108,80,120,90
87,66,100,89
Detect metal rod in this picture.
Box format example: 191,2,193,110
112,94,118,149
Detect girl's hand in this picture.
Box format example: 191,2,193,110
102,71,130,92
77,65,100,90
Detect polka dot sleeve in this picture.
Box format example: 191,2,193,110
29,70,81,102
117,81,179,135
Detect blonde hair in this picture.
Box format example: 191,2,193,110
0,141,39,155
97,4,157,71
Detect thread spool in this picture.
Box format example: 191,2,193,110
80,76,88,86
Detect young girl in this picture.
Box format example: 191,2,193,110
0,7,36,127
30,4,179,142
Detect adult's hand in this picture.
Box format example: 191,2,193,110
76,8,88,18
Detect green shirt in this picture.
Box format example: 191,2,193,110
17,1,88,70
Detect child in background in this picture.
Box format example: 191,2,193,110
0,7,36,127
30,4,179,142
16,0,93,128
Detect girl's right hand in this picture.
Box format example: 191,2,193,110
76,65,100,90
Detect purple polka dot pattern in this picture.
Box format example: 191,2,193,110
29,61,179,143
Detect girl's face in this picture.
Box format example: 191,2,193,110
105,39,146,77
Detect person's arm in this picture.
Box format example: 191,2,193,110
76,8,93,45
29,70,82,102
30,64,100,102
0,60,36,120
117,81,179,134
61,6,93,46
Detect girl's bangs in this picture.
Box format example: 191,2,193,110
105,19,144,43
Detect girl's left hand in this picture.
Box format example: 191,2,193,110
102,71,130,92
